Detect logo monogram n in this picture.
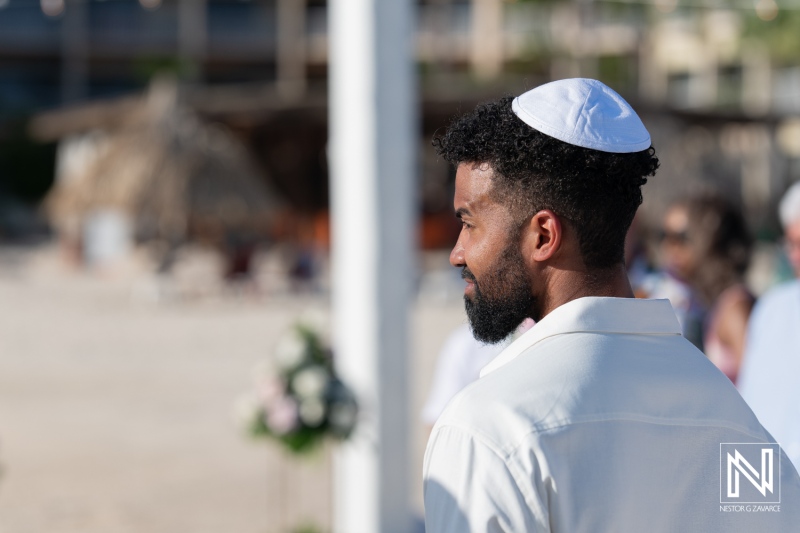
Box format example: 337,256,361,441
727,448,773,497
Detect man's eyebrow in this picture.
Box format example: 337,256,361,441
455,207,471,219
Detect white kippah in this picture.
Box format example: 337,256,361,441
511,78,651,153
779,181,800,228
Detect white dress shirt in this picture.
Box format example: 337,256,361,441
423,297,800,532
739,280,800,469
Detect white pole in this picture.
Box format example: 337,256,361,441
329,0,416,532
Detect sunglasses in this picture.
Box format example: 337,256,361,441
658,229,689,245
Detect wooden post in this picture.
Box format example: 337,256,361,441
470,0,504,79
277,0,307,101
329,0,416,532
62,0,89,103
178,0,207,82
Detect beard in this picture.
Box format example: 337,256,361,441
463,240,535,344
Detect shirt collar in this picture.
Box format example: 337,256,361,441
480,297,682,378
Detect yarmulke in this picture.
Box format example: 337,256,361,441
511,78,651,153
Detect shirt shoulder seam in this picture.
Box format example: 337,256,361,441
435,415,769,461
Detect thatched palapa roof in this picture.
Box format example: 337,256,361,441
44,78,282,242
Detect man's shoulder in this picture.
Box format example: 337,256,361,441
431,339,569,452
434,327,755,451
434,331,657,440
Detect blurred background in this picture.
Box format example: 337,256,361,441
1,0,799,531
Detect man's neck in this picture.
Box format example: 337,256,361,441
536,264,633,321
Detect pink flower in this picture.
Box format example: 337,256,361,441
265,395,299,435
258,376,285,405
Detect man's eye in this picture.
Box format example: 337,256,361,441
461,221,472,229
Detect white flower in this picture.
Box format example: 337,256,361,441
298,309,331,344
291,365,329,399
273,330,307,370
299,398,326,427
265,395,299,435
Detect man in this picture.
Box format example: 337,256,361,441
739,181,800,470
423,78,800,532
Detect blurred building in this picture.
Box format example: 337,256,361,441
3,0,800,248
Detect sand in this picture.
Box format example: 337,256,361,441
0,246,466,533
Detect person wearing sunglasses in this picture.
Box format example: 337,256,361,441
657,195,754,384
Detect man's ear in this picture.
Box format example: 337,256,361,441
522,210,562,263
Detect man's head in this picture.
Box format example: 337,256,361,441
435,79,659,342
779,181,800,277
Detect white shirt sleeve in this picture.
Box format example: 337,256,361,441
423,425,549,533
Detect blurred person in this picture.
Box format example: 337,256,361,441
642,204,707,349
421,319,534,429
628,211,708,349
624,212,653,296
421,324,504,427
223,229,258,282
278,213,324,293
739,181,800,470
638,266,706,348
423,79,800,532
658,195,754,383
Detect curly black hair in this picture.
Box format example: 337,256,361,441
433,96,660,269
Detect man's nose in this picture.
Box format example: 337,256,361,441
450,239,465,268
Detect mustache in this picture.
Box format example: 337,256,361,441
461,267,476,283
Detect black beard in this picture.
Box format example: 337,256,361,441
463,242,535,344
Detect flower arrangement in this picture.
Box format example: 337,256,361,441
237,322,358,454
